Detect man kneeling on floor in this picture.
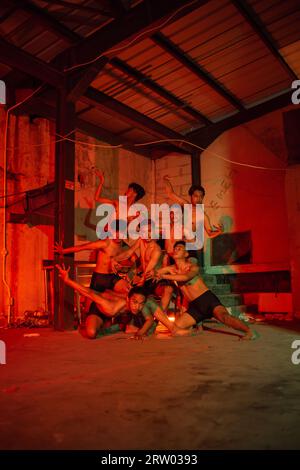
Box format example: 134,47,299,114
55,264,184,339
155,241,258,340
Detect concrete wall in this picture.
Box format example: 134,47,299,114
0,113,153,319
202,125,290,266
154,153,191,204
0,109,54,319
74,138,153,260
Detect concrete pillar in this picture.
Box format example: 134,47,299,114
285,165,300,319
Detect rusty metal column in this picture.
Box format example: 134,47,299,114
191,150,201,185
54,87,76,330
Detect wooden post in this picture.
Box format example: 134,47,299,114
54,86,76,330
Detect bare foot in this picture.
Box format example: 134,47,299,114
241,329,259,341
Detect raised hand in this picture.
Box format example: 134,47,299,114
213,223,224,232
54,241,64,255
55,263,70,282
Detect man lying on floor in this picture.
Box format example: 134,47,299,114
55,264,188,339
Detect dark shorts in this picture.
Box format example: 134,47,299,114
90,272,122,293
87,301,108,321
187,290,223,323
143,279,175,297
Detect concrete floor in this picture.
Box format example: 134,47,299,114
1,321,300,450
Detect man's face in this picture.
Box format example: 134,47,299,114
173,243,187,260
125,187,136,201
129,293,146,315
190,190,204,205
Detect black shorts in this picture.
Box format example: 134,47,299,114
187,290,223,323
90,272,122,292
87,301,108,321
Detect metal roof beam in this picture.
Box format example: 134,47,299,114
0,36,63,88
232,0,298,80
152,32,245,111
59,0,209,72
82,86,194,154
110,57,211,125
11,0,81,44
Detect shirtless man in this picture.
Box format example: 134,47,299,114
54,220,131,295
95,169,145,220
112,219,175,311
156,241,257,340
164,176,223,265
55,264,183,338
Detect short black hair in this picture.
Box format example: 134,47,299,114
173,240,186,250
128,286,147,299
128,182,145,202
188,184,205,197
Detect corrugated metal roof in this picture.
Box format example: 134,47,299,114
0,0,299,150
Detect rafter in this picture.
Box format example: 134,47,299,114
110,57,211,125
82,87,194,154
60,0,209,72
152,32,245,111
0,36,63,88
232,0,298,80
10,0,81,44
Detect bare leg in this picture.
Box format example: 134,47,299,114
154,308,195,336
85,314,103,339
213,306,254,339
160,285,174,311
101,289,126,299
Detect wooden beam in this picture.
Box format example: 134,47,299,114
11,0,81,44
152,32,245,111
48,0,112,16
82,87,194,154
76,119,151,159
0,36,63,88
61,0,209,71
110,57,211,125
11,96,152,159
67,58,109,102
232,0,298,80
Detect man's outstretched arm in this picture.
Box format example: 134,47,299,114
163,175,188,206
204,212,223,238
54,239,107,255
94,168,118,206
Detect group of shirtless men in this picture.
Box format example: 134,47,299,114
55,171,256,341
